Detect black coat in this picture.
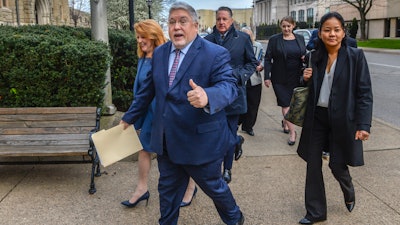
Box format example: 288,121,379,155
297,46,373,166
205,25,257,115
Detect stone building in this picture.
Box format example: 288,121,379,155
254,0,400,39
0,0,89,27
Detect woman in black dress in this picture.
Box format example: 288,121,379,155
264,16,306,145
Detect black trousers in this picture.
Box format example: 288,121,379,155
239,83,262,132
304,107,355,221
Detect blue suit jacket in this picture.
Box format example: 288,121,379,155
122,36,238,165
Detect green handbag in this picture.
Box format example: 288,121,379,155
284,86,309,127
285,50,313,127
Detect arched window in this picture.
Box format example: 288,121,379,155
1,0,8,8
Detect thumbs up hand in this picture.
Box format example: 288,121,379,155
187,79,208,108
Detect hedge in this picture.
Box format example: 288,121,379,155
0,25,137,111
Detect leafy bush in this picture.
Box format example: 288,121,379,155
348,18,358,39
108,29,137,112
0,26,110,107
0,25,137,111
256,23,280,40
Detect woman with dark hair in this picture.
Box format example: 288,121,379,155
297,12,373,224
264,16,306,145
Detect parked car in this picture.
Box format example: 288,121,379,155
293,29,317,46
199,32,209,38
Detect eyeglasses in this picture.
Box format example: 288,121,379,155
168,18,191,27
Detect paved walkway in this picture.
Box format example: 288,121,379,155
1,81,400,225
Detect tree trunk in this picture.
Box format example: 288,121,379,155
359,12,367,40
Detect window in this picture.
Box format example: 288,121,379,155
291,11,297,21
307,8,314,25
298,10,305,22
325,7,330,14
1,0,8,7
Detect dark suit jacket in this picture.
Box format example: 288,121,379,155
122,36,238,165
264,33,306,84
297,46,373,166
205,25,257,115
346,37,358,48
307,29,358,50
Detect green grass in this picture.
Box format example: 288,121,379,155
357,39,400,49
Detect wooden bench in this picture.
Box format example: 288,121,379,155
0,107,101,194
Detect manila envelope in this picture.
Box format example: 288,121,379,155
91,124,143,167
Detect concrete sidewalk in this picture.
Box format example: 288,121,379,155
1,87,400,225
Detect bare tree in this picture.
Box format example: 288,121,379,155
342,0,373,40
70,0,90,27
107,0,167,30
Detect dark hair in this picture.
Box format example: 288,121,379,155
319,11,346,33
313,12,348,64
216,6,233,17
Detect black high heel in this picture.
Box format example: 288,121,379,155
288,131,297,146
345,200,355,212
180,186,198,207
121,191,150,208
282,120,289,133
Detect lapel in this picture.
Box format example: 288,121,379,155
332,47,348,85
278,34,287,60
169,37,201,90
313,46,348,99
294,33,306,54
222,28,238,51
314,53,326,97
161,42,172,89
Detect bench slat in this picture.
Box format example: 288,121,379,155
0,133,89,141
0,114,97,123
0,120,96,128
0,145,89,156
0,127,94,135
0,107,97,115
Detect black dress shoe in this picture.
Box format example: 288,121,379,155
243,129,254,136
299,217,313,224
234,135,244,161
346,200,355,212
222,169,232,183
235,212,244,225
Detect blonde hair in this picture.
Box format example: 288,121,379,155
134,19,167,58
241,27,255,42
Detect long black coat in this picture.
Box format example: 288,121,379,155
205,25,257,115
297,46,373,167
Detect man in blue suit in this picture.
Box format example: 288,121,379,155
120,2,244,225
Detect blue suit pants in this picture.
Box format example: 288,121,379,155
157,150,241,225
